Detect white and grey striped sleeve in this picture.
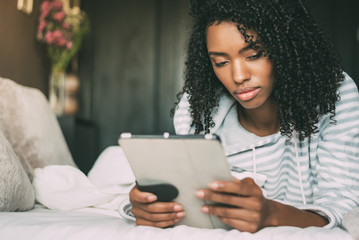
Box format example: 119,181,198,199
299,74,359,228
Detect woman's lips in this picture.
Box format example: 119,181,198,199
234,87,261,101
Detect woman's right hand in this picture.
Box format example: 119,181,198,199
129,185,185,228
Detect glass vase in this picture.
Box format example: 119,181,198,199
49,70,66,115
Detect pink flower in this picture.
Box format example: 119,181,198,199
52,0,63,11
38,20,47,32
52,30,62,39
53,11,66,22
40,1,51,12
37,0,89,71
66,41,73,49
40,1,52,18
45,31,55,44
57,37,67,47
62,22,71,29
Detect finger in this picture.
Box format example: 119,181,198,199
196,190,263,210
129,186,157,203
131,206,185,222
134,201,184,213
201,205,261,223
209,178,262,196
135,217,182,228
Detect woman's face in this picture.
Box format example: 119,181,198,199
206,21,275,111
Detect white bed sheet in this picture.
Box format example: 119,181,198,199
1,147,353,240
0,205,352,240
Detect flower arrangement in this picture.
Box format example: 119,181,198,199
37,0,90,73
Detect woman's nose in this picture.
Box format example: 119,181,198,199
232,59,250,84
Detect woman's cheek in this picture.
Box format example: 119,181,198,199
214,69,230,86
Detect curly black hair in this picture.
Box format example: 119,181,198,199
172,0,344,140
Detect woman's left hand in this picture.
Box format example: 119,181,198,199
196,177,273,233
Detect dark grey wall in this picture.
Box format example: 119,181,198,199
308,0,359,84
77,0,191,155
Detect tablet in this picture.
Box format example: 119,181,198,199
118,133,233,229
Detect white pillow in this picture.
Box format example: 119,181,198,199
0,128,35,211
0,77,77,181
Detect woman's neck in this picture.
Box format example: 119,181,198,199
237,100,280,137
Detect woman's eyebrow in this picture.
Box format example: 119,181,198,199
208,51,228,56
208,45,256,56
238,44,254,53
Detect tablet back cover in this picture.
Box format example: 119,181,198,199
119,136,233,229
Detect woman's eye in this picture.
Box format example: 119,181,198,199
247,50,263,60
214,61,228,67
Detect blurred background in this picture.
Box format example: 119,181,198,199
0,0,358,173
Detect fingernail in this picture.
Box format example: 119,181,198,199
176,211,185,218
196,190,205,198
201,206,209,213
174,205,183,211
147,195,157,202
209,182,220,189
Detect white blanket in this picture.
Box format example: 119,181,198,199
12,146,351,240
0,205,352,240
32,146,135,218
0,206,351,240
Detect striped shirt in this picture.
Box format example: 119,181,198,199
173,73,359,228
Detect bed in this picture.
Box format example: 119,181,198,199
0,77,357,240
0,146,354,240
0,204,353,240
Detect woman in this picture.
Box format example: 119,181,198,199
129,0,359,232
